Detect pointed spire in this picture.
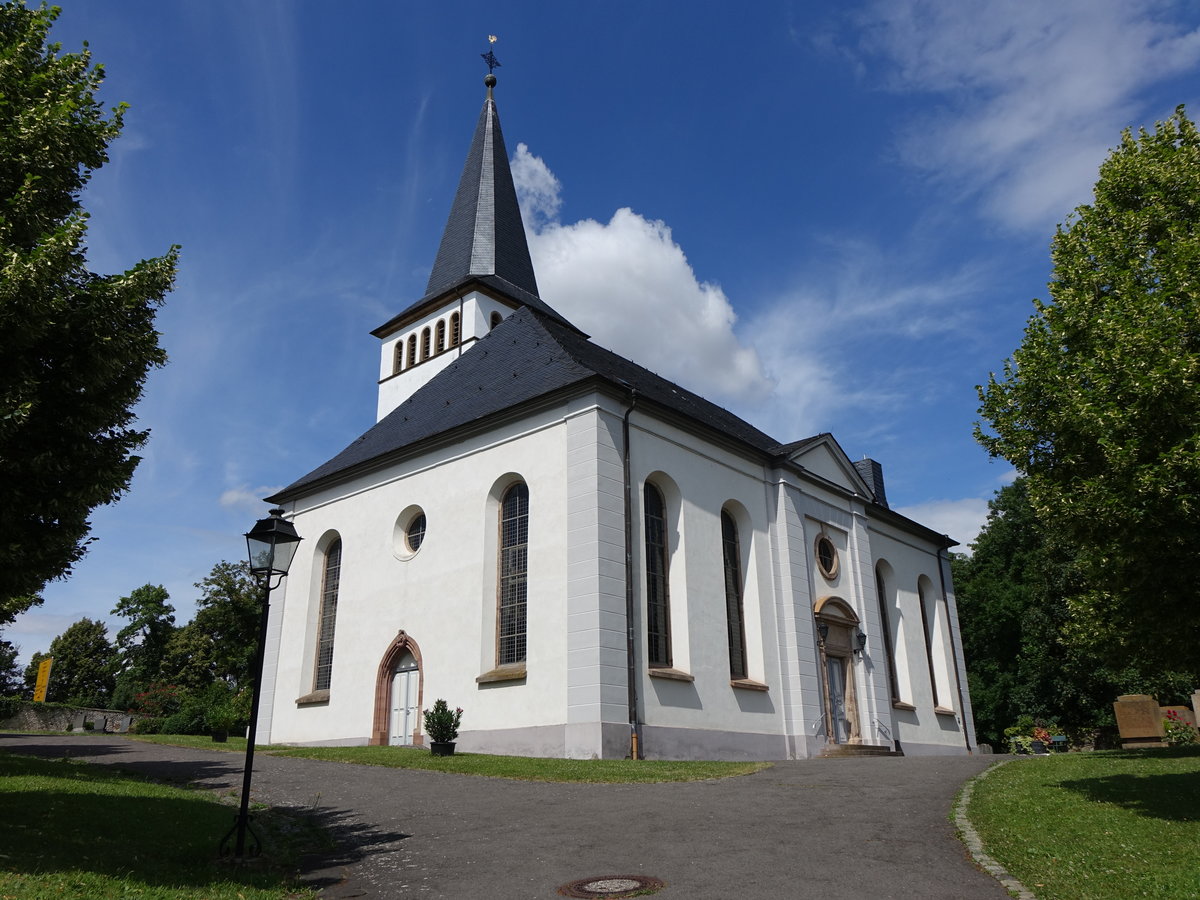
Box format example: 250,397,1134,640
425,70,540,300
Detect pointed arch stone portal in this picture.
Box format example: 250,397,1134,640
371,630,425,746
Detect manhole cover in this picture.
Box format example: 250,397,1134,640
557,874,666,898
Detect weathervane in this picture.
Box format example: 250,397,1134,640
481,34,501,74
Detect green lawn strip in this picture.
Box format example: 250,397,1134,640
125,732,252,753
267,744,770,782
0,751,319,900
968,747,1200,900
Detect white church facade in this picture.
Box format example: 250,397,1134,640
257,72,976,760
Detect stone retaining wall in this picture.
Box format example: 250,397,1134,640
1,703,141,734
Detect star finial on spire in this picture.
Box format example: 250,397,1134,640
481,35,501,74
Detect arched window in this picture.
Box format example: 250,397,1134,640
393,343,404,375
449,312,461,347
721,509,747,680
490,311,503,330
435,320,446,354
498,482,529,665
918,579,950,709
406,334,417,369
875,564,901,704
644,483,671,667
314,539,342,691
420,327,431,361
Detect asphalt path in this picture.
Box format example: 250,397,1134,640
1,734,1011,899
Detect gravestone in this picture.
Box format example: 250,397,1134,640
1113,694,1166,748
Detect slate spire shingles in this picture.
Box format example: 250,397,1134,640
427,81,539,301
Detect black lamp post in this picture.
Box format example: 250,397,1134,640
221,507,301,859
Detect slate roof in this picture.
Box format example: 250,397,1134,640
271,307,788,501
371,84,577,337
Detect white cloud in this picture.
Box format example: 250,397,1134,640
219,485,285,514
895,497,991,550
851,0,1200,230
511,142,561,230
516,150,773,409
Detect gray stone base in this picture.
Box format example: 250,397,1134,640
638,723,787,761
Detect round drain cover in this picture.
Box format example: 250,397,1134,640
558,874,665,898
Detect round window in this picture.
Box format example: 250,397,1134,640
393,505,427,560
405,513,426,552
815,535,839,580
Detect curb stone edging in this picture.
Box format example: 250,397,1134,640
953,758,1038,900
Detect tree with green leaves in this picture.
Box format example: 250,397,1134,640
24,617,115,707
0,2,180,623
976,106,1200,674
160,561,261,691
0,634,21,694
111,583,175,708
955,478,1197,745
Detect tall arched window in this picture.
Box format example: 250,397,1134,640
420,327,431,361
875,564,901,704
490,311,503,330
406,334,417,369
393,343,404,374
435,319,446,353
498,482,529,665
918,580,943,708
314,539,342,691
644,483,671,667
721,509,747,680
449,312,461,347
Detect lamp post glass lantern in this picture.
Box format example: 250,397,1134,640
221,507,301,859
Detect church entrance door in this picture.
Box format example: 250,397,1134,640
390,651,419,746
826,656,850,744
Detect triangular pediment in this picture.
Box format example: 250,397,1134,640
784,434,873,498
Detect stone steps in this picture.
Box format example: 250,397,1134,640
818,743,902,758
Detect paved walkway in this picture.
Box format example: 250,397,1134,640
1,734,1010,899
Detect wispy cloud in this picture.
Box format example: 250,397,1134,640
845,0,1200,231
895,497,991,550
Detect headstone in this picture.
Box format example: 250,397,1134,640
1113,694,1166,748
1192,690,1200,720
71,712,87,731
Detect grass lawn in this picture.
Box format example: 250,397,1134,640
968,746,1200,900
126,732,252,753
123,734,770,782
0,751,320,900
267,744,769,782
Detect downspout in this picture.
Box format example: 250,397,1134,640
623,389,642,759
937,544,973,753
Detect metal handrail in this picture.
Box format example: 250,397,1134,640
873,717,892,742
811,712,828,736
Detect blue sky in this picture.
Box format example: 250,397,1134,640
9,0,1200,665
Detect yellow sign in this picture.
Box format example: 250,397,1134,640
33,657,53,703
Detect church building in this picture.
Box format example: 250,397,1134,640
257,69,976,760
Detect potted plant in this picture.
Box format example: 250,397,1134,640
423,699,463,756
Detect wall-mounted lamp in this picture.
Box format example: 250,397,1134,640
817,622,830,644
854,629,867,656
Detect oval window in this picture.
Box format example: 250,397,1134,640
815,535,839,580
405,513,426,552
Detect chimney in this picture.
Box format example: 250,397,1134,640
854,458,888,509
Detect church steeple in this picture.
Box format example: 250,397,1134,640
372,57,581,423
424,70,540,301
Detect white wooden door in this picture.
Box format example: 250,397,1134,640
390,652,419,746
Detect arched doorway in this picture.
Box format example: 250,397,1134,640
814,597,861,745
390,651,419,745
370,631,425,746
